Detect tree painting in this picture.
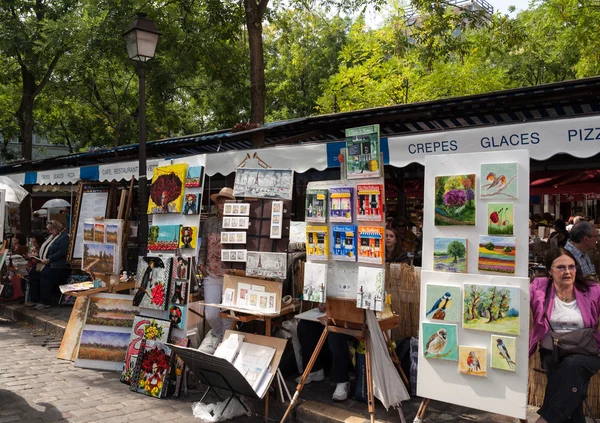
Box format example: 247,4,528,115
433,237,468,273
463,284,520,335
434,175,476,226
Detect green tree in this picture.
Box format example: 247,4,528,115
447,240,465,263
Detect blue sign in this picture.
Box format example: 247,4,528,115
326,138,390,168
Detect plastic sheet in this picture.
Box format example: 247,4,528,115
281,319,303,374
192,398,251,422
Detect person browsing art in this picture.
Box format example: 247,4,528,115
530,248,600,423
564,221,599,280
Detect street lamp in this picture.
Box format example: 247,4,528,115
124,12,160,256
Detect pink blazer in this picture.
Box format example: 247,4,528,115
529,277,600,357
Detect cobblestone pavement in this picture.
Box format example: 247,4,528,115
0,318,263,423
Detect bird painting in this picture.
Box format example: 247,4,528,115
467,351,481,372
480,163,518,199
426,292,452,320
495,338,516,370
458,346,487,376
425,328,447,357
485,173,507,192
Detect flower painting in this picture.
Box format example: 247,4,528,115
134,256,172,311
434,174,476,226
458,346,487,377
480,163,517,199
148,164,188,214
478,235,516,274
433,237,468,273
136,341,172,398
463,284,520,335
487,203,514,236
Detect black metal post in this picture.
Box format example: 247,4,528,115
137,62,148,256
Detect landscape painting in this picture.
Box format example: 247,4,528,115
84,294,138,327
463,284,520,335
458,346,487,377
185,166,203,188
83,223,94,242
57,297,90,361
487,203,514,236
434,174,476,226
433,237,468,273
106,224,119,243
490,334,516,372
94,223,105,242
425,285,461,322
82,243,117,274
148,225,180,251
480,163,518,199
75,329,130,371
422,322,458,361
478,235,516,274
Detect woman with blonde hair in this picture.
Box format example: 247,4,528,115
36,220,70,309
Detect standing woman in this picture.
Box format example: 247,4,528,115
530,248,600,423
24,233,48,307
36,220,70,310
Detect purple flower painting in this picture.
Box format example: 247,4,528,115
434,174,476,226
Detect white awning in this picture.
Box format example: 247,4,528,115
37,168,80,185
6,173,25,185
98,159,163,182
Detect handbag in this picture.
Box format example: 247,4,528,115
541,281,600,364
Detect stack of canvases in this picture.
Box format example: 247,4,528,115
81,219,124,274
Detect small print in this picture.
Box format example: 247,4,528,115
223,216,250,229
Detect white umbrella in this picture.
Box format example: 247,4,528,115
42,199,71,209
0,176,30,204
34,209,48,216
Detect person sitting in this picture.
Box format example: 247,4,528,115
548,219,569,248
530,248,600,423
11,233,28,256
567,216,584,232
385,227,411,264
296,305,354,401
564,221,599,281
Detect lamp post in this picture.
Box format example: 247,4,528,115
123,13,160,256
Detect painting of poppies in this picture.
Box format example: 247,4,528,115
478,235,516,274
434,174,476,226
184,166,203,188
487,203,514,236
147,164,188,214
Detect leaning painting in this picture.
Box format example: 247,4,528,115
233,168,294,200
434,174,476,226
147,163,188,214
463,284,520,335
85,293,137,328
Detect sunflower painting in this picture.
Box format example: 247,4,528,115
147,164,188,214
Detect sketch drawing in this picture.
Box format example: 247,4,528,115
303,262,327,302
233,168,294,200
421,322,458,361
425,285,461,322
433,237,468,273
246,252,287,279
480,163,518,199
458,346,487,377
356,266,385,311
463,284,520,335
434,174,476,226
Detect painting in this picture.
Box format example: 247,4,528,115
356,184,383,222
179,226,197,249
172,256,191,281
169,279,189,305
85,293,137,327
303,262,327,302
106,224,119,243
329,187,353,223
221,249,247,262
331,225,357,262
135,340,173,398
422,322,458,361
480,163,517,200
75,329,130,371
306,226,329,261
185,166,203,188
305,189,328,223
169,336,189,397
478,235,516,274
83,223,94,242
148,163,188,214
356,266,385,311
222,216,250,229
246,252,287,279
121,316,171,384
134,256,172,311
221,231,247,244
458,346,487,377
433,237,468,273
148,225,180,251
82,243,117,274
487,203,514,236
425,285,461,322
233,168,294,200
182,193,199,215
434,174,476,226
490,334,516,372
357,226,384,264
169,304,187,330
94,223,105,242
57,297,90,361
463,284,520,335
345,125,381,179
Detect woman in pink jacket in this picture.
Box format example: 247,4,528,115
530,248,600,423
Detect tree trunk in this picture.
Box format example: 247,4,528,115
17,66,36,161
244,0,267,144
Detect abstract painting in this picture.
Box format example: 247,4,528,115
233,168,294,200
356,266,385,311
185,166,203,188
487,203,514,236
85,293,137,328
433,237,468,273
148,225,180,251
169,304,187,331
345,125,381,179
172,256,191,281
463,284,520,335
245,252,287,279
75,329,130,371
179,226,197,249
121,316,171,384
134,256,172,311
83,223,94,242
303,262,327,302
305,189,328,223
148,163,188,214
82,243,117,274
458,346,487,377
94,223,105,242
182,193,199,215
106,224,119,243
434,174,476,226
478,235,516,274
480,163,518,200
425,285,461,322
422,322,458,361
490,334,516,372
57,297,90,361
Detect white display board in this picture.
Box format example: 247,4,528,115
74,190,110,259
417,150,530,420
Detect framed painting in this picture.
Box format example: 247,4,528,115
433,237,468,273
245,252,287,279
458,346,487,377
233,168,294,200
434,174,476,226
147,163,188,214
480,163,518,200
463,284,520,335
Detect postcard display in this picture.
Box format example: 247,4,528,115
305,125,386,311
417,150,530,420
